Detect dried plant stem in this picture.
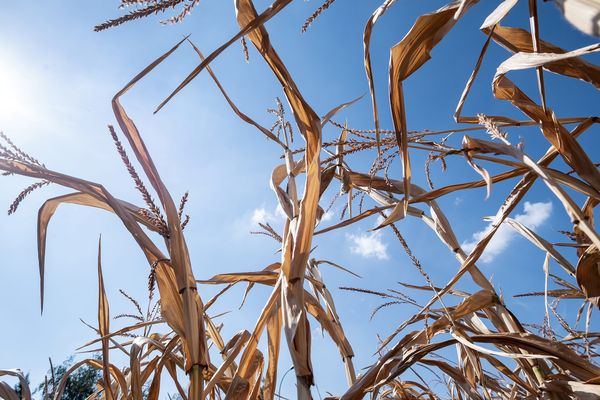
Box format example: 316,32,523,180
302,0,338,33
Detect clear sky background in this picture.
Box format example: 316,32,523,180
1,0,599,398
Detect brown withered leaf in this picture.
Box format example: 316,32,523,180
96,238,114,400
389,0,478,215
555,0,600,38
363,0,398,153
480,0,518,30
263,304,282,400
576,244,600,306
113,36,209,377
155,0,294,113
236,0,324,391
0,370,31,400
485,25,600,88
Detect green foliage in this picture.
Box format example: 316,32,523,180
12,373,29,399
37,357,100,400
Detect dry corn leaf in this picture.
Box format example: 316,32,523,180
496,42,600,79
236,0,324,391
413,131,600,327
576,244,600,305
96,238,114,400
0,383,20,400
486,25,600,88
0,370,31,400
203,330,251,397
263,304,282,400
555,0,600,37
200,271,279,285
389,0,479,215
112,37,209,378
340,290,497,399
225,280,280,399
480,0,518,29
155,0,294,113
36,191,158,312
463,135,600,250
505,218,576,276
363,0,398,153
187,39,285,148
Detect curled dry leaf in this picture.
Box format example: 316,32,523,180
576,244,600,306
555,0,600,37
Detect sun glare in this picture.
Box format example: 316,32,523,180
0,52,31,122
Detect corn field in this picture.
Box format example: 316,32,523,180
1,0,600,398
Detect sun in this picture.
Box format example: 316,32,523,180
0,50,31,122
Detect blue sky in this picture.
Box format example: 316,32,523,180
1,0,599,397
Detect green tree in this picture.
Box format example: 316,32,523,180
36,357,100,400
12,372,29,399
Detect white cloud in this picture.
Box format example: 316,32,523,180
516,201,553,227
231,206,281,236
462,201,553,263
321,210,334,222
251,207,277,226
347,230,389,260
251,205,333,227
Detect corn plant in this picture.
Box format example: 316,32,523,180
2,0,600,399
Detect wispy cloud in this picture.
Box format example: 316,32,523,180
249,204,288,225
321,210,334,222
252,205,333,226
251,207,277,226
347,230,389,260
462,201,553,263
232,205,282,238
